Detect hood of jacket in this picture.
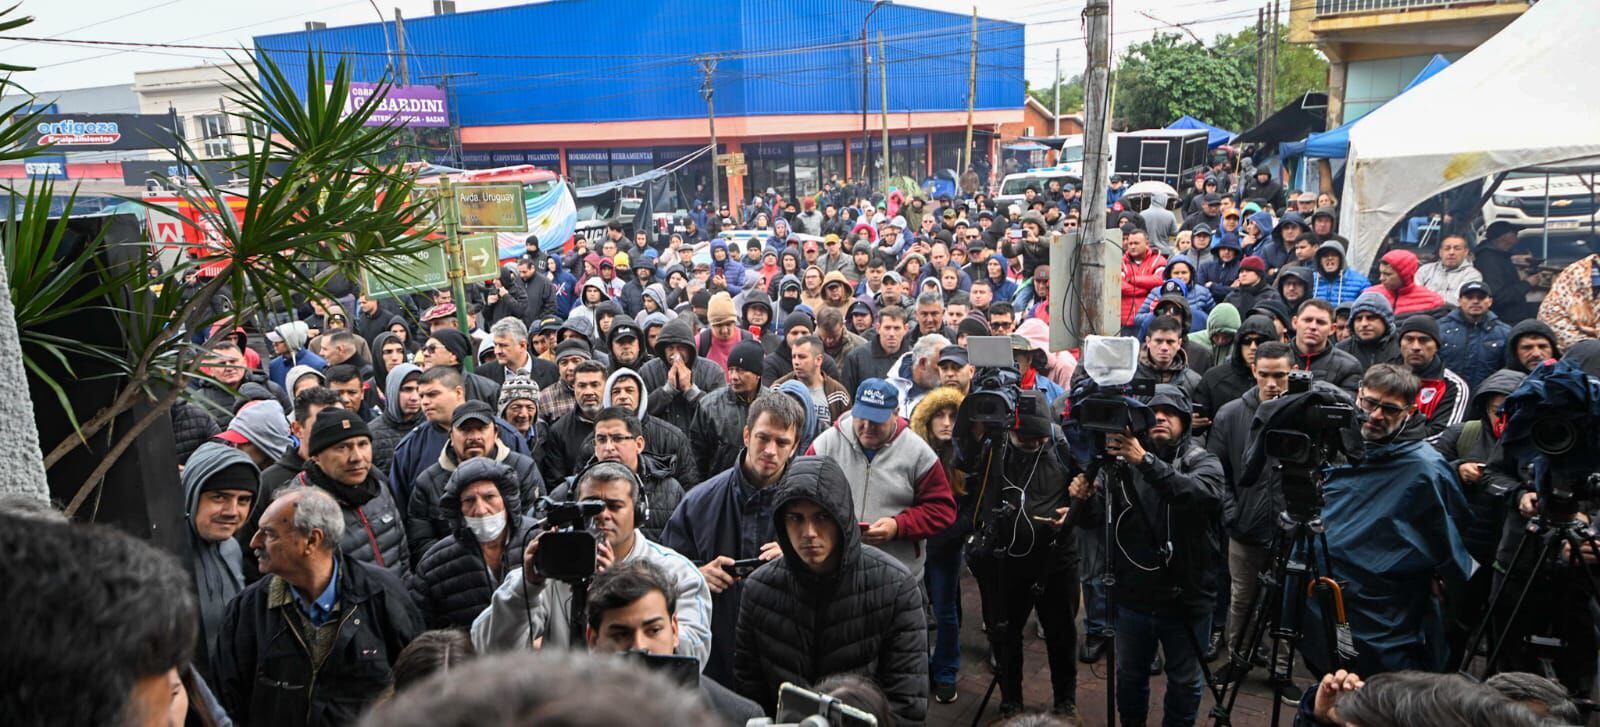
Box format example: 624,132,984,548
1275,265,1313,300
603,367,650,416
652,315,698,364
1246,211,1275,240
1381,249,1419,288
1206,302,1241,339
1151,281,1193,329
779,247,803,275
1505,319,1561,371
742,290,775,329
909,385,963,444
773,379,820,444
1231,314,1281,373
779,273,802,294
608,314,645,351
1146,383,1194,451
771,456,860,579
1165,257,1198,280
582,276,612,301
439,456,524,531
1349,290,1395,342
643,283,670,313
1315,240,1348,277
1562,339,1600,379
383,362,423,423
1272,212,1308,244
182,442,258,639
273,320,311,352
285,363,325,391
821,269,852,294
1470,369,1526,422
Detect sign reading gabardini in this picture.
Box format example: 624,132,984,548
331,82,451,128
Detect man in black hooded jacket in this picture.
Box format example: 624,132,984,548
735,456,928,725
1195,315,1282,427
639,316,727,435
1066,384,1223,727
408,457,537,629
1503,319,1560,375
1335,290,1400,371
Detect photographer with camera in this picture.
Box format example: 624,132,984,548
957,388,1082,719
471,462,713,668
1065,384,1224,727
1300,363,1474,677
1207,341,1303,701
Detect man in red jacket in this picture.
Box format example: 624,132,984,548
1121,229,1168,334
1363,249,1447,317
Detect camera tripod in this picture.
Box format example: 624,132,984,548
1457,488,1600,694
1205,466,1353,727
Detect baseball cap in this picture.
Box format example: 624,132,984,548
938,345,968,367
1459,281,1493,298
451,399,496,428
852,378,899,424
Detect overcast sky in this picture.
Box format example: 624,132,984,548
4,0,1271,94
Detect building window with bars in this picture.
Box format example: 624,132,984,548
197,114,231,158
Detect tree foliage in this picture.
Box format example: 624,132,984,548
1110,25,1328,132
1114,33,1256,131
1215,24,1330,110
1027,73,1084,116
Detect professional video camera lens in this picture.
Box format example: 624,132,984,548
1531,418,1578,456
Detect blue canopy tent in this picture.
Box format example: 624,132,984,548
1167,115,1234,148
1283,54,1452,159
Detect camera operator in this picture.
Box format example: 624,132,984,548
1301,363,1474,677
958,389,1081,719
1207,341,1302,701
471,462,713,667
1065,384,1224,726
583,561,764,724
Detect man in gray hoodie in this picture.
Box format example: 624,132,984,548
367,363,423,478
182,441,260,680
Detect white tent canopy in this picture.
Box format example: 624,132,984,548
1340,0,1600,275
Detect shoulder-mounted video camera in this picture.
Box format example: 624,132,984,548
533,496,607,582
1241,373,1357,521
959,336,1040,429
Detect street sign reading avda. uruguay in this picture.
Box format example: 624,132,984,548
455,183,527,231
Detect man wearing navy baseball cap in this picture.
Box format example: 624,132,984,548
807,378,955,580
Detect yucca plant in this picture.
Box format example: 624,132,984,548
1,20,441,515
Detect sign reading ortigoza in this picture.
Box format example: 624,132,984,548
23,113,180,151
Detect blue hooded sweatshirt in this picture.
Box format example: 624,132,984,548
1199,232,1242,302
986,253,1018,303
709,239,749,295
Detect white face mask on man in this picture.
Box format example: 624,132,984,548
464,511,508,543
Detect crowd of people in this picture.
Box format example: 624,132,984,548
7,162,1600,727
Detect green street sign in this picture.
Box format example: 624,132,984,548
455,183,527,231
362,244,448,299
462,234,500,283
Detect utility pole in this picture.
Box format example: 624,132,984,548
1052,46,1061,137
394,8,410,85
422,70,476,167
1269,0,1281,112
1062,0,1114,353
1254,7,1265,123
698,55,720,213
963,8,977,174
879,31,890,200
858,0,885,183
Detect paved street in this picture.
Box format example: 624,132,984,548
929,570,1296,726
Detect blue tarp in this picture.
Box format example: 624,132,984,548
1289,54,1452,160
1167,115,1234,148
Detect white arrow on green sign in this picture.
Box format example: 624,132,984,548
362,235,500,299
